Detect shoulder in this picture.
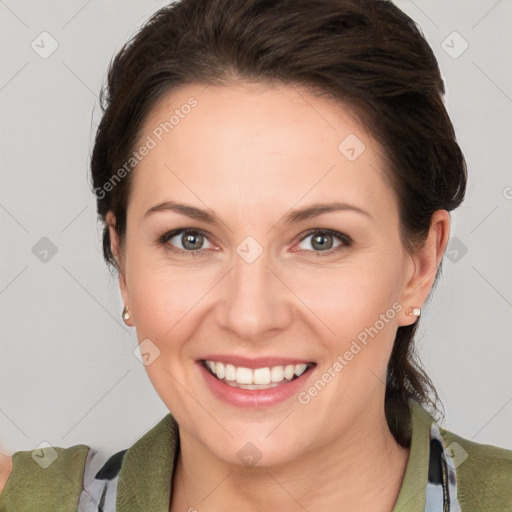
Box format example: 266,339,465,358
0,415,174,510
439,426,512,509
0,444,90,509
0,452,13,493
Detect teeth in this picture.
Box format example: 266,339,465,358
295,363,307,377
284,365,295,380
235,367,253,384
204,360,312,387
270,365,284,382
225,381,283,390
215,361,225,379
225,364,236,381
253,367,271,385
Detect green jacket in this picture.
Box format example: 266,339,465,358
1,399,511,511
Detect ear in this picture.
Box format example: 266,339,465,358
397,210,451,327
105,212,132,326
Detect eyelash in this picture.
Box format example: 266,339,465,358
157,228,352,258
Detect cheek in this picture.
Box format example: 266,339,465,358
125,262,203,406
128,267,196,342
286,255,402,341
126,236,404,353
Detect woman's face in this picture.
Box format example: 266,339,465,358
110,81,443,466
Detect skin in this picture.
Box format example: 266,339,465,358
0,453,12,493
106,81,450,512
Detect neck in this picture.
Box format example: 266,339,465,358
170,400,410,512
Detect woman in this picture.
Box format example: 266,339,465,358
1,0,511,510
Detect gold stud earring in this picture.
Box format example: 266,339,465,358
122,305,131,325
406,306,421,317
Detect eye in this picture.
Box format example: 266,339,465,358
158,228,214,257
295,229,351,256
158,227,352,258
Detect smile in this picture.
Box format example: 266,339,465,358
201,360,315,390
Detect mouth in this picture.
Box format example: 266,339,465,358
200,359,317,390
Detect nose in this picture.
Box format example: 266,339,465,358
215,245,292,343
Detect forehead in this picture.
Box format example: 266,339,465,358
129,81,397,221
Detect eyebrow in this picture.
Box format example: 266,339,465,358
144,200,372,224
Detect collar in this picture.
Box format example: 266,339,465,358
115,399,449,512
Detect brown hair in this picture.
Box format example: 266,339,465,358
90,0,467,446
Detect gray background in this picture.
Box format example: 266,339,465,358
1,0,511,455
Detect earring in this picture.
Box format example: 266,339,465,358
122,305,131,325
406,306,421,317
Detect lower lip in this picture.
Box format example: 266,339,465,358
197,362,315,409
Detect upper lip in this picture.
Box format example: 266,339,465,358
199,354,315,369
